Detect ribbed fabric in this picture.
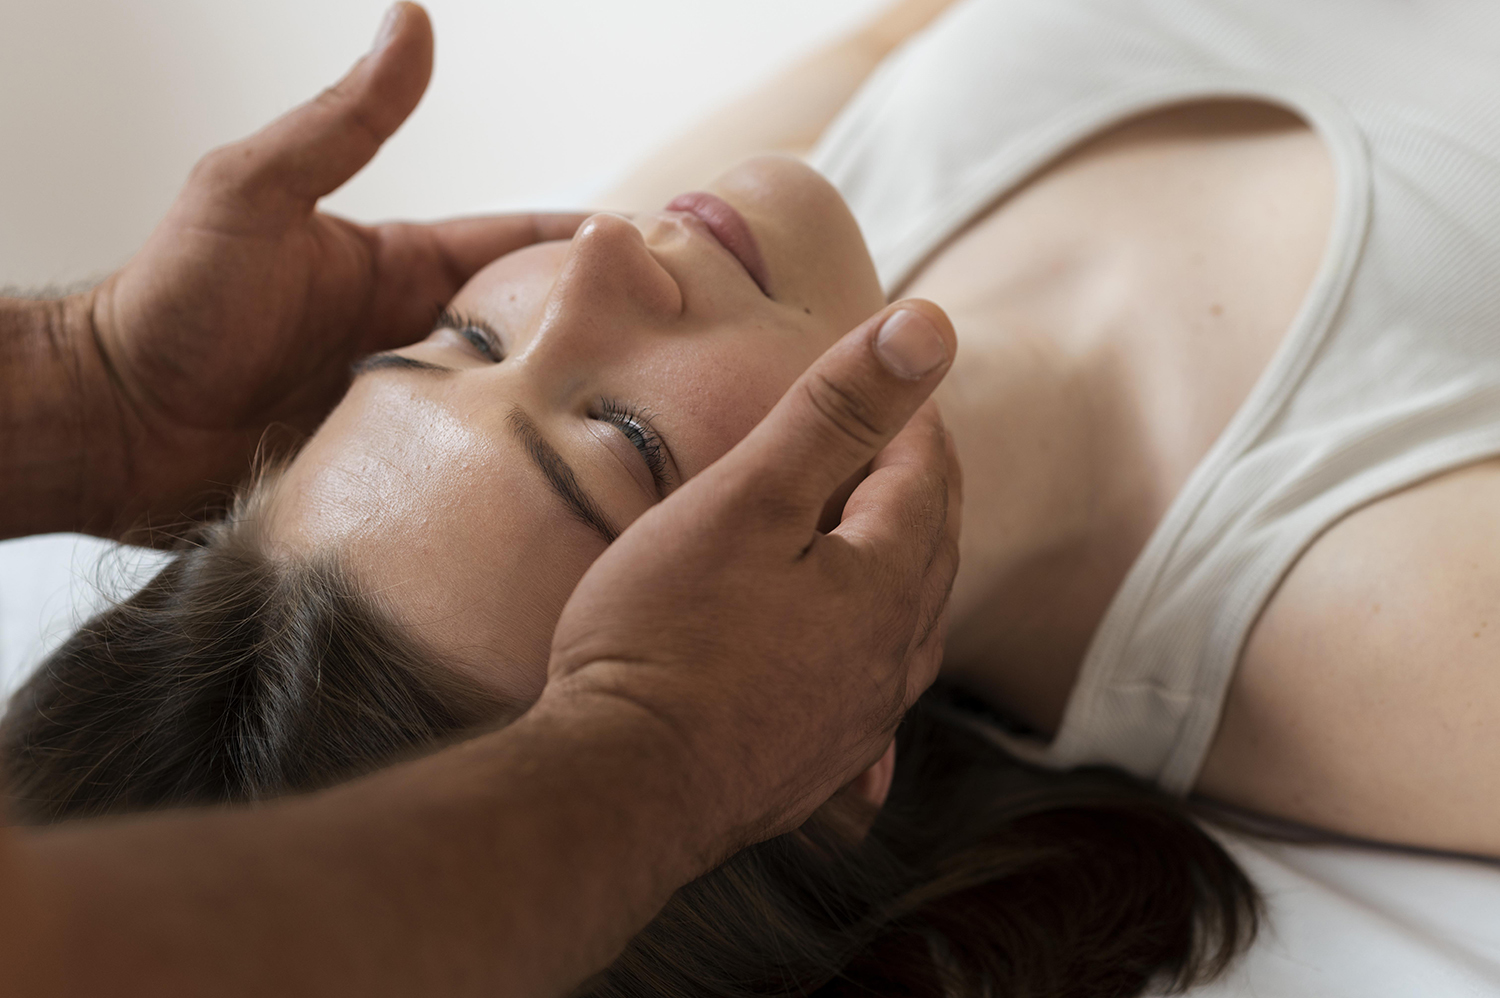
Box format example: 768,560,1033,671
811,0,1500,793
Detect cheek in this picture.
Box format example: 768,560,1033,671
652,345,810,468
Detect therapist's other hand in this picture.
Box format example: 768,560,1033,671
546,299,962,854
82,2,584,532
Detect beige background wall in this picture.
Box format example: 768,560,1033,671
0,0,883,288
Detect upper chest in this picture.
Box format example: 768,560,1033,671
898,101,1336,727
906,100,1334,532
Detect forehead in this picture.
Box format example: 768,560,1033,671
267,373,601,699
451,240,572,328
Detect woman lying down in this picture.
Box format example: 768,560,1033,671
9,0,1500,993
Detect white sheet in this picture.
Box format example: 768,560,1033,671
1172,833,1500,996
0,533,169,703
3,535,1499,994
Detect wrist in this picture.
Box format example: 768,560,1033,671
532,667,796,872
522,683,737,879
0,290,139,539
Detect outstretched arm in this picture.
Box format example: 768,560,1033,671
599,0,959,212
1,300,960,998
0,3,584,541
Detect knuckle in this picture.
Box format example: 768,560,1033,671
312,81,390,152
904,498,945,562
188,139,289,213
329,89,388,150
895,467,949,556
940,554,960,590
189,143,248,189
919,464,949,518
801,373,886,452
310,82,352,119
939,531,961,573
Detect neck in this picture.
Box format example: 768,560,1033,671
931,311,1154,734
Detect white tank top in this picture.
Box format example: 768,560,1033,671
812,0,1500,793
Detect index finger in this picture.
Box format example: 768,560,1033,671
833,399,960,577
836,400,962,702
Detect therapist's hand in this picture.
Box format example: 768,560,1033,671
546,299,962,854
79,2,583,533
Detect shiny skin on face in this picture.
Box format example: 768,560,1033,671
268,156,886,707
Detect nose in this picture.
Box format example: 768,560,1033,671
539,212,682,334
511,212,686,395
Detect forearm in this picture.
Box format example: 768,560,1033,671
2,692,723,998
0,291,136,540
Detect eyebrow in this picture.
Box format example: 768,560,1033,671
349,353,451,377
349,351,620,545
505,407,620,544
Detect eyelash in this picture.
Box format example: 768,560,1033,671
598,398,669,490
436,307,503,361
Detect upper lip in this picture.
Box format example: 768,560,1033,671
664,191,772,297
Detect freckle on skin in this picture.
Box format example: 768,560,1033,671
1209,303,1224,317
803,306,812,315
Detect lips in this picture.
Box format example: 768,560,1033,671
664,191,772,296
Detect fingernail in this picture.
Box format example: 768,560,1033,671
372,3,402,53
875,308,947,380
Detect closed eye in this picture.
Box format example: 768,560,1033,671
434,306,505,361
598,398,672,495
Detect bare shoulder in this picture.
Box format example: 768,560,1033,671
1198,458,1500,857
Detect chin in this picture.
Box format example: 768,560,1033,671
713,155,886,334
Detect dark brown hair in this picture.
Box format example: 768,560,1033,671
0,497,1257,997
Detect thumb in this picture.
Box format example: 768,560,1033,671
722,299,956,525
205,2,433,209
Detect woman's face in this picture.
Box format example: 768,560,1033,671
269,156,885,708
